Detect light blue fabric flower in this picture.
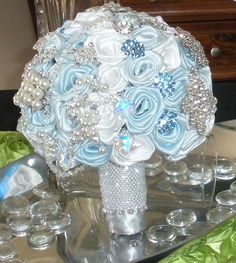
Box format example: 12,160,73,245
150,112,188,156
74,140,112,167
124,86,164,135
121,51,163,86
53,63,96,95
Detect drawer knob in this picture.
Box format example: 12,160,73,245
211,47,222,58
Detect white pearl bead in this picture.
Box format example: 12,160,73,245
33,88,45,99
39,78,50,90
32,100,42,110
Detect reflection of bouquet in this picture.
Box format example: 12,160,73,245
14,3,217,173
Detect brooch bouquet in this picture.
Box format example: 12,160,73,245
14,2,217,234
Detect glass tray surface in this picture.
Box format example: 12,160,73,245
0,153,234,263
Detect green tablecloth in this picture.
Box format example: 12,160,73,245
159,217,236,263
0,131,34,169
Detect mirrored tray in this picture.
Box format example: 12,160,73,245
0,153,234,263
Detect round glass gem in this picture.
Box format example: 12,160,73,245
187,163,213,185
29,199,62,223
214,158,236,180
215,190,236,206
146,224,176,244
0,241,16,260
0,224,12,241
163,161,187,176
166,209,197,228
145,153,163,176
206,206,234,225
45,213,71,234
2,196,29,216
27,225,55,250
230,181,236,192
6,214,31,237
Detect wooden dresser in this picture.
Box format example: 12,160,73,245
119,0,236,82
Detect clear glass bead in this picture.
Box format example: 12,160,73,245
145,153,163,176
206,206,234,224
163,161,187,176
45,213,71,234
166,209,197,236
6,214,31,237
27,225,55,250
29,199,62,223
0,224,12,241
0,241,16,260
215,190,236,207
146,224,176,244
214,158,236,180
2,196,29,216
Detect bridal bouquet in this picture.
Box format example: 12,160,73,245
14,2,217,173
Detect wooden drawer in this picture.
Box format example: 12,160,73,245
120,0,236,22
174,21,236,81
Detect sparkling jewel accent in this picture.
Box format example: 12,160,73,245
115,130,134,153
139,15,168,31
181,68,217,134
156,110,177,135
176,27,209,66
121,39,145,59
14,69,51,111
151,72,176,97
114,99,134,117
33,32,55,53
113,13,140,35
74,43,96,64
99,161,146,214
87,2,133,14
32,33,57,64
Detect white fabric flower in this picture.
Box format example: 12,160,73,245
63,11,113,35
110,135,155,166
87,29,128,65
154,37,181,71
88,93,125,145
98,64,128,94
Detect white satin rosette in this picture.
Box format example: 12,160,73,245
110,135,155,166
63,11,113,35
87,28,127,65
98,64,128,94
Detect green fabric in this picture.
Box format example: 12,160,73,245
159,217,236,263
0,131,34,169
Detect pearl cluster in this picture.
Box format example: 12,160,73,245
75,76,109,92
156,109,177,135
74,43,96,64
176,27,209,67
70,108,101,144
181,68,217,134
151,72,176,98
14,69,51,111
121,39,145,59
